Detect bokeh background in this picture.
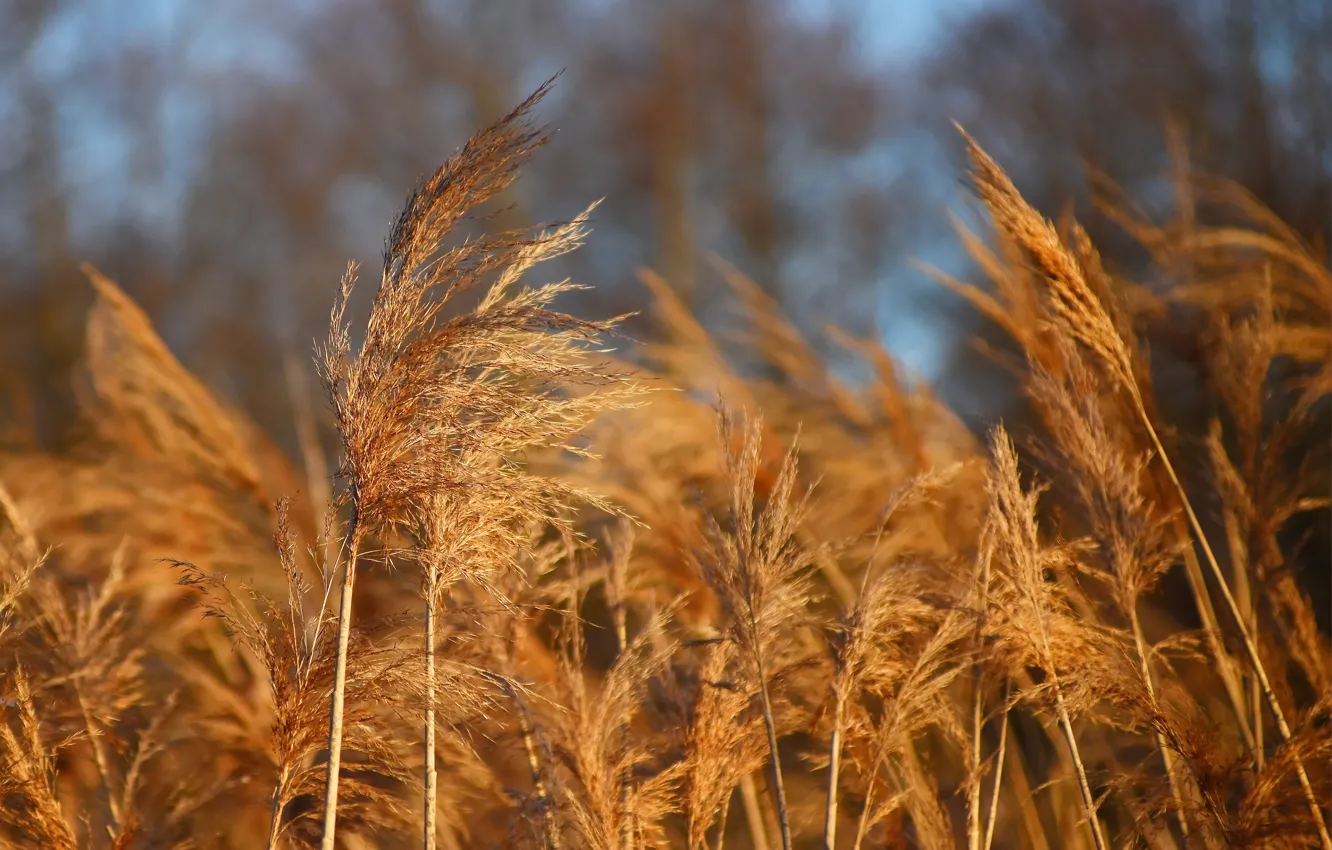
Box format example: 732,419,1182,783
1,0,1328,452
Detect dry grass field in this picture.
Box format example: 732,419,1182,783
0,84,1327,849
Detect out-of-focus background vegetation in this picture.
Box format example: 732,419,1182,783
2,0,1328,445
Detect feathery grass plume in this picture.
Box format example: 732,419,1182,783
1024,337,1197,839
1103,162,1331,753
932,146,1264,760
416,480,592,848
690,407,813,850
28,540,144,838
960,129,1332,848
408,197,644,841
589,267,981,641
1201,292,1331,701
0,666,78,849
407,206,641,848
0,270,297,640
1096,170,1331,413
0,492,76,846
1099,164,1330,606
982,426,1108,850
681,637,767,850
823,470,962,850
2,484,169,843
551,596,682,850
175,501,422,848
846,588,969,850
1204,302,1292,764
315,78,644,847
956,130,1135,386
1230,696,1332,849
80,265,268,496
835,577,952,850
0,483,40,650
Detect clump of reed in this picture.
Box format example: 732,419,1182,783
0,84,1326,850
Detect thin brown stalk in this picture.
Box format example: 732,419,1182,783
1051,686,1107,850
713,795,731,850
851,770,873,850
753,649,791,850
1179,542,1255,752
986,427,1107,850
740,772,773,850
824,691,844,850
967,681,984,850
981,681,1010,850
424,567,438,850
968,543,994,850
75,685,122,830
1226,503,1264,768
319,517,363,850
1128,605,1191,842
267,765,290,850
517,694,562,850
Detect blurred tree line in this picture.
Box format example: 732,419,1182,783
1,0,1328,451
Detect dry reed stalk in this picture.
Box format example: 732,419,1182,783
314,84,552,843
693,409,814,850
713,795,732,850
423,560,439,850
824,471,955,850
981,680,1010,850
320,514,364,849
517,687,563,850
683,637,766,850
740,772,773,850
177,495,420,849
968,488,997,850
824,692,845,850
315,77,641,847
1024,342,1196,840
984,426,1108,850
550,571,683,850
